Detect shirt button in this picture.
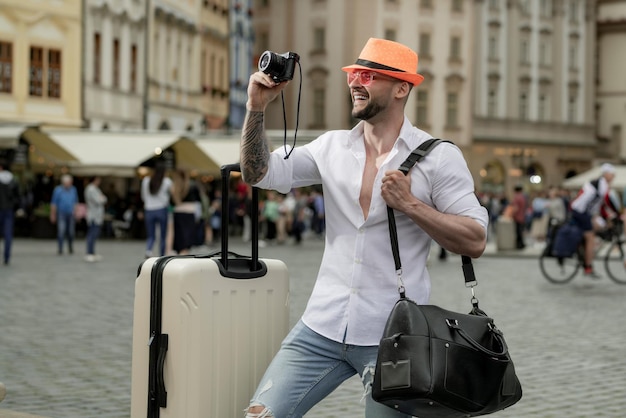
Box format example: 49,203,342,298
355,258,362,264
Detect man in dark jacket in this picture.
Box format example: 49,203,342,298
0,160,19,265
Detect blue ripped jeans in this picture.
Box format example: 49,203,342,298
247,320,411,418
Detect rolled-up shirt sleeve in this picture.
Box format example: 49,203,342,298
254,144,322,193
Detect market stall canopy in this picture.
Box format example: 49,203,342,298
22,127,79,167
41,131,189,177
0,124,39,149
562,165,626,189
189,136,242,171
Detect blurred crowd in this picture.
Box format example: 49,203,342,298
477,184,623,249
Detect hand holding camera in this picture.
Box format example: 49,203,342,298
247,50,300,111
258,51,300,82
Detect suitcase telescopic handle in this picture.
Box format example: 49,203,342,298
219,164,265,277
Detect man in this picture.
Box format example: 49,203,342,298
50,174,79,255
84,176,107,262
570,163,617,277
0,160,19,265
241,38,488,417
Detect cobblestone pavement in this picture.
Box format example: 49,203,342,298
1,237,625,417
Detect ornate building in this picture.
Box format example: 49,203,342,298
251,0,600,195
596,0,626,163
83,0,147,130
470,0,597,194
0,0,83,129
146,0,229,132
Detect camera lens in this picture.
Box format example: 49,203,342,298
258,51,274,73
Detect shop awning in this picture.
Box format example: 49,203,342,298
43,131,184,177
22,127,79,167
190,137,242,171
562,165,626,189
0,125,25,148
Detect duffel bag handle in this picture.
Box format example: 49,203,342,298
446,319,509,358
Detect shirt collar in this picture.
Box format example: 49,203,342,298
348,116,424,148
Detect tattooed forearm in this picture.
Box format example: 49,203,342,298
241,111,271,184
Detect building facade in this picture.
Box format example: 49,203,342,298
0,0,83,128
596,0,626,163
83,0,147,131
229,0,255,129
470,0,597,194
146,0,229,132
251,0,601,195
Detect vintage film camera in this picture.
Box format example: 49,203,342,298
258,51,300,82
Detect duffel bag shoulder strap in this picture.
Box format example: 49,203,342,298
386,138,477,297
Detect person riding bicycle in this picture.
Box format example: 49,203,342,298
570,163,617,277
595,189,622,237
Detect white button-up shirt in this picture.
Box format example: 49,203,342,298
255,117,488,345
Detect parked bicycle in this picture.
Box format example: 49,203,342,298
539,218,626,284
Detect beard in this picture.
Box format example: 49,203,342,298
352,101,385,121
351,89,389,121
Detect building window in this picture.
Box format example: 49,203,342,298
419,33,431,57
489,0,499,11
451,0,462,12
113,38,120,88
446,92,458,128
219,56,225,92
569,44,578,69
488,36,498,60
420,0,432,9
520,40,529,64
385,29,396,41
313,88,325,127
568,96,577,123
450,36,461,60
29,46,62,99
538,95,546,121
47,49,61,98
416,89,428,125
570,0,578,22
29,46,44,97
0,41,12,93
519,93,528,120
210,54,216,88
94,33,101,84
487,89,497,117
313,27,325,51
130,44,137,92
539,42,545,65
541,0,552,17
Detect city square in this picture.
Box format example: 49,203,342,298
1,236,625,417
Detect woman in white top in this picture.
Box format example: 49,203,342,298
141,164,172,257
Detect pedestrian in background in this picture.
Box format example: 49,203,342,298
261,190,280,243
50,174,79,255
141,164,172,258
170,169,202,255
0,159,19,265
84,176,107,262
511,185,527,249
546,186,566,237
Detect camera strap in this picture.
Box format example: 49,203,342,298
282,61,302,160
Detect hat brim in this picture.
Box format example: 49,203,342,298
342,64,424,87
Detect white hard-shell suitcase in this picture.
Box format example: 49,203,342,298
131,164,289,418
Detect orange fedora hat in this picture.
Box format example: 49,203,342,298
342,38,424,87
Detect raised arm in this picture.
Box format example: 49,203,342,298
240,71,289,184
